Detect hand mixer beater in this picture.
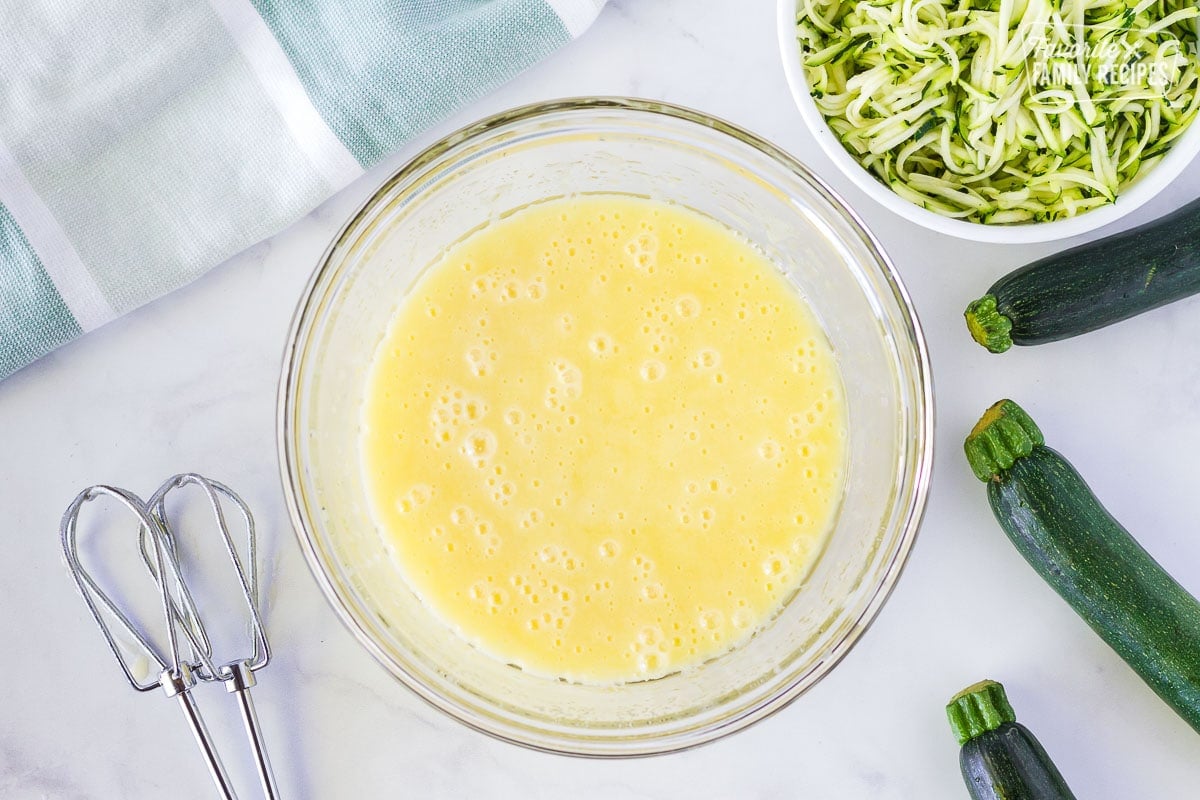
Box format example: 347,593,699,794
61,473,280,799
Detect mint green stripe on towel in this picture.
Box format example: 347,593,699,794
0,0,604,382
0,203,80,380
251,0,573,165
0,1,336,317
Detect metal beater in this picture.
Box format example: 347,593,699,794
61,473,280,800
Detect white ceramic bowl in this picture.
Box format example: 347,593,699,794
777,0,1200,243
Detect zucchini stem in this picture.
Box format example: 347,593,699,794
947,679,1017,745
964,399,1044,481
965,294,1014,353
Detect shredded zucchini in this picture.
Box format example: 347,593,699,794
797,0,1200,223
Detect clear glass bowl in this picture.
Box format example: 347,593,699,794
278,98,933,756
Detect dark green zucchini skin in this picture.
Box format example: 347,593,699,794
991,196,1200,345
960,721,1077,800
989,446,1200,734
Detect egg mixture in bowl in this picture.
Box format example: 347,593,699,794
279,98,932,755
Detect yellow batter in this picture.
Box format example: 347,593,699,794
361,196,847,683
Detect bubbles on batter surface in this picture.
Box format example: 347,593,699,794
757,439,782,461
635,651,664,674
430,387,489,444
688,348,720,371
630,622,670,676
624,233,658,272
515,570,578,635
460,428,498,467
449,505,474,527
587,332,616,358
789,338,824,376
639,360,665,382
486,477,516,507
365,196,849,683
465,345,498,377
762,552,790,578
732,607,755,630
545,358,583,411
698,609,723,632
499,279,522,303
552,359,582,395
396,484,434,514
468,274,494,298
637,625,662,647
469,582,509,614
468,270,547,306
673,294,701,319
519,508,544,529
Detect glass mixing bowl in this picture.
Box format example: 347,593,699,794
278,98,933,756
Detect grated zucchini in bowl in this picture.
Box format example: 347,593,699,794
797,0,1200,223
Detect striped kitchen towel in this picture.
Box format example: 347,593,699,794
0,0,606,380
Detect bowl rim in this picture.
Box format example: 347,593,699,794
775,0,1200,244
276,96,935,757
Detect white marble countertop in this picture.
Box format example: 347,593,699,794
4,1,1200,797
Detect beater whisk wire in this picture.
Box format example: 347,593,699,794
61,474,279,800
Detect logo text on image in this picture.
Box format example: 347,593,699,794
1025,22,1192,95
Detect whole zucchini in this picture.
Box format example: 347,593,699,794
965,196,1200,352
965,400,1200,734
948,679,1077,800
